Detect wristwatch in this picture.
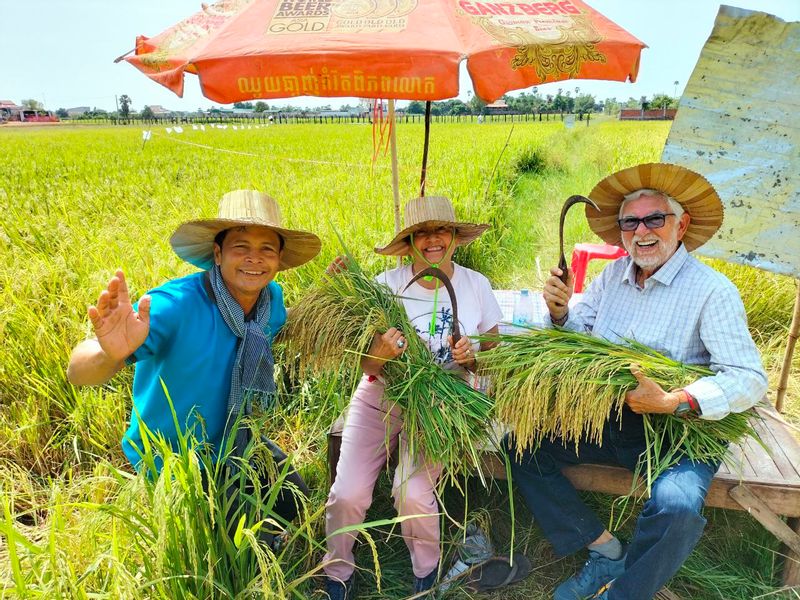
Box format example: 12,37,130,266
673,390,700,417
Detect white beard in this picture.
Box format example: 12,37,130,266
623,228,680,272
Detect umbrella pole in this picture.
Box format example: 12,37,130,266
776,281,800,412
388,99,402,267
420,101,432,197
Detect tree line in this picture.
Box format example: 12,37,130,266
47,90,679,121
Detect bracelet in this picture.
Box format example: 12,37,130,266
550,311,569,327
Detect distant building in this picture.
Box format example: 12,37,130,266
316,109,362,118
358,98,388,115
485,99,512,114
0,100,22,121
66,106,91,117
145,105,173,117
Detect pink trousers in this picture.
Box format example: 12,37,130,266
323,375,443,580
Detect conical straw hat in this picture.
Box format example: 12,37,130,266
170,190,321,270
587,163,724,252
375,196,489,256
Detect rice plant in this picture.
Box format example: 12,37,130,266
0,396,321,599
1,120,794,597
279,254,494,484
478,327,760,488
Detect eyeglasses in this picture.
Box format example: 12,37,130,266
617,212,675,232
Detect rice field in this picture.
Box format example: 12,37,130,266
1,119,798,598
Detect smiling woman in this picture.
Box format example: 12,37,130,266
320,195,510,598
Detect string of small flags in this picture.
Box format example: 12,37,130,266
139,125,403,170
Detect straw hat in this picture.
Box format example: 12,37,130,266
170,190,321,270
374,196,490,256
587,163,724,252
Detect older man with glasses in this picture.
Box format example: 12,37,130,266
503,163,767,600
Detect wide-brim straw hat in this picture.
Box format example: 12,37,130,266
170,190,321,270
374,196,490,256
587,163,724,252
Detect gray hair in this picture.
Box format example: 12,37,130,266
619,189,685,218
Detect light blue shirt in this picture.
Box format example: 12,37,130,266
564,244,767,420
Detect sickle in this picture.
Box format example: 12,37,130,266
403,266,461,345
558,195,600,284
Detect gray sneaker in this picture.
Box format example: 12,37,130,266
553,551,625,600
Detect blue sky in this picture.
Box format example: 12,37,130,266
1,0,797,112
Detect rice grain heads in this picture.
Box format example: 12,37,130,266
278,257,494,483
478,327,760,486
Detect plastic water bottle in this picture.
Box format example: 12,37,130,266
513,288,535,327
440,523,494,591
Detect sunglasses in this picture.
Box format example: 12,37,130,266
617,212,676,232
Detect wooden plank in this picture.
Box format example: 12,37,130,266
725,443,758,479
751,416,798,479
783,517,800,588
715,460,733,476
481,456,800,517
711,468,800,488
729,485,800,555
757,407,800,479
741,434,783,480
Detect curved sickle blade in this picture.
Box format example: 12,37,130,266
558,195,600,284
403,266,460,344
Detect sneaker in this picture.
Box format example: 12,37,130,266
553,551,625,600
413,563,439,595
325,574,357,600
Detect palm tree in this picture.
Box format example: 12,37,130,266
119,95,132,118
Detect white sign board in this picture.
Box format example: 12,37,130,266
662,6,800,277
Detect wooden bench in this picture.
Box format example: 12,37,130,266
479,402,800,588
330,403,800,589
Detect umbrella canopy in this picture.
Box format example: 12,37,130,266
124,0,645,103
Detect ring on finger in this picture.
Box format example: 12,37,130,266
396,339,405,348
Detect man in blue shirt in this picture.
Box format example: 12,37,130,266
67,189,321,531
505,163,767,600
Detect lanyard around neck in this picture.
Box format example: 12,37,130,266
409,232,456,336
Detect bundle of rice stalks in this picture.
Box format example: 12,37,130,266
278,257,494,483
478,327,759,486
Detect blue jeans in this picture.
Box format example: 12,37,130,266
503,408,718,600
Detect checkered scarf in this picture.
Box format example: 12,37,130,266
208,265,275,460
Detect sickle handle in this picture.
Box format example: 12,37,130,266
403,266,461,344
558,194,600,285
558,254,570,285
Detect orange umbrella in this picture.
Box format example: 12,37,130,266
120,0,645,234
123,0,645,104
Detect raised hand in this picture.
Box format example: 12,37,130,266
88,270,151,362
325,255,351,277
543,266,574,321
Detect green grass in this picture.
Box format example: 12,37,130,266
1,120,798,598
